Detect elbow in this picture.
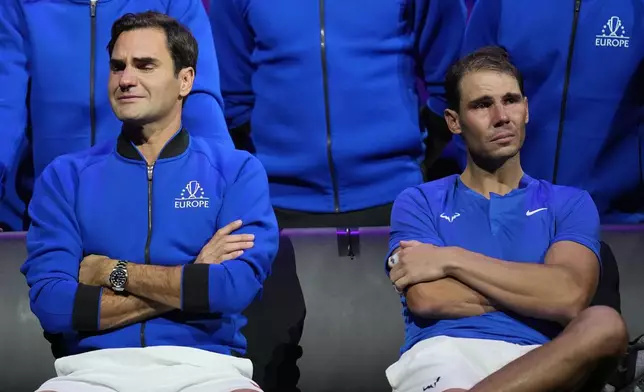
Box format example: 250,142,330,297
407,301,434,318
30,302,74,335
217,282,261,315
408,300,448,319
406,286,442,318
554,291,590,326
33,311,67,335
406,293,426,316
215,260,269,314
214,262,263,314
28,280,99,334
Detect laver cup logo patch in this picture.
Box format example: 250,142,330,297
596,16,630,48
175,180,210,209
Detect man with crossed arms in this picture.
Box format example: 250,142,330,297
22,11,277,392
385,46,628,392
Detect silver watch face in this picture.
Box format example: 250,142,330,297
109,267,127,289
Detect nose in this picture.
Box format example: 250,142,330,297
118,66,138,91
491,103,510,127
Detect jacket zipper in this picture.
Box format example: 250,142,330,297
140,163,155,347
89,0,97,146
319,0,340,212
552,0,581,184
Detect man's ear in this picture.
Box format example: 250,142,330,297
177,67,195,99
444,108,462,135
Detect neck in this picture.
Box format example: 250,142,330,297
123,110,182,164
460,153,523,198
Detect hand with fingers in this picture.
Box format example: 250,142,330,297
195,220,255,264
389,240,451,293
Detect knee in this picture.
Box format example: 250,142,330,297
572,306,628,358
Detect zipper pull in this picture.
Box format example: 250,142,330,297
90,0,97,17
574,0,581,12
147,164,154,181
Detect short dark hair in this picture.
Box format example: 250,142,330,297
445,46,524,112
107,11,198,76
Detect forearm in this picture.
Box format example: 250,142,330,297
407,277,497,319
124,263,183,309
447,248,583,324
111,260,262,315
98,289,172,331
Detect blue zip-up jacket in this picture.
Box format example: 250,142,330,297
21,129,278,356
460,0,644,223
0,0,233,229
208,0,466,213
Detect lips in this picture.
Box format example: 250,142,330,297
117,96,143,101
490,131,515,143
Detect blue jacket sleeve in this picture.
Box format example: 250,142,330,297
20,158,102,334
387,187,445,273
208,0,255,128
181,153,279,314
168,0,234,148
417,0,467,116
0,0,30,201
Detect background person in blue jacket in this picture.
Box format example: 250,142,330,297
208,0,466,228
385,47,627,392
0,0,233,232
21,12,278,392
460,0,644,224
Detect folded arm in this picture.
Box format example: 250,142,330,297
404,190,601,326
387,187,497,319
21,159,168,334
83,262,184,310
97,289,171,331
446,191,601,325
97,154,278,314
406,276,496,319
446,240,599,326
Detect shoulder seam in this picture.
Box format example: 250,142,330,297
189,144,228,186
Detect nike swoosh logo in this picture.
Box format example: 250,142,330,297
526,208,548,216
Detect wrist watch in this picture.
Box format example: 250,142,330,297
109,260,129,292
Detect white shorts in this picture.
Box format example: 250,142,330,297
386,336,541,392
36,346,262,392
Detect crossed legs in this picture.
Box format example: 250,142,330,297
446,306,628,392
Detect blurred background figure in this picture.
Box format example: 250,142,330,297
466,0,476,14
0,0,233,232
208,1,466,392
460,0,644,223
209,0,467,228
